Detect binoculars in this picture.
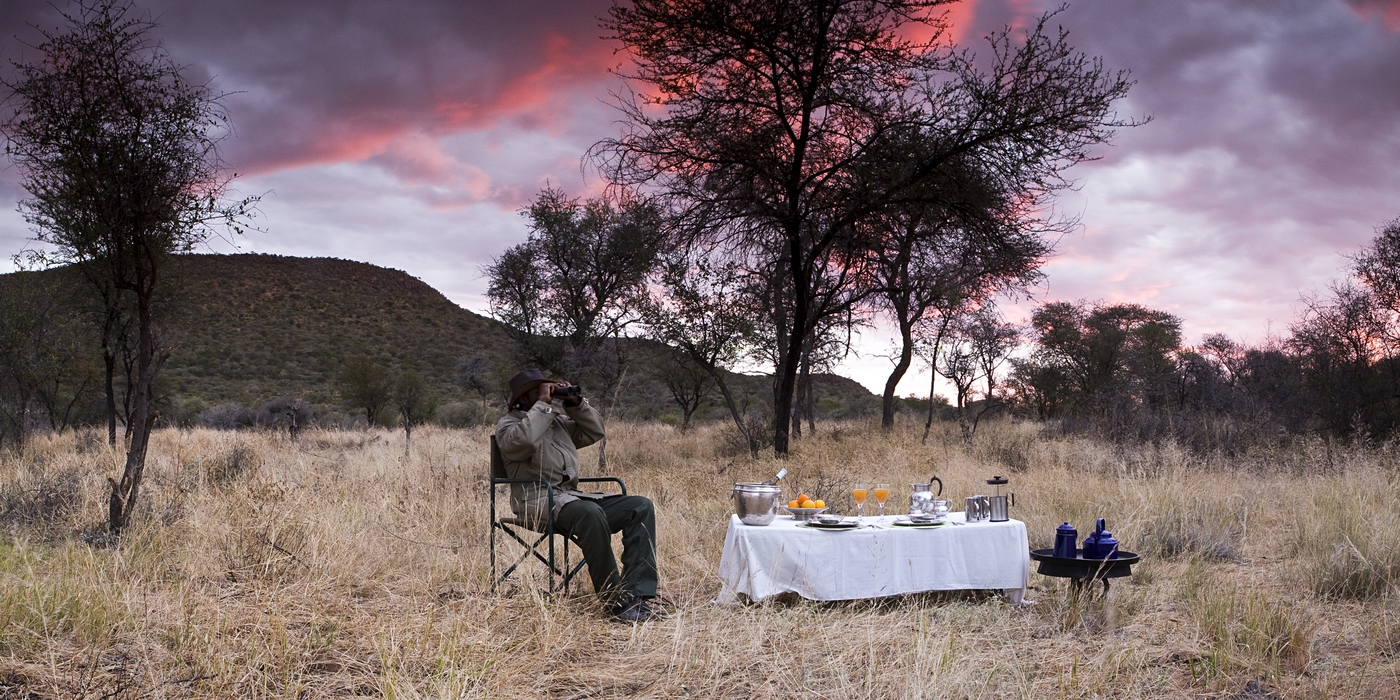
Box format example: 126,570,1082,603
551,385,582,399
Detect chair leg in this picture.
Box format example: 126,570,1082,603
490,490,498,594
492,517,583,597
562,536,570,595
496,524,568,585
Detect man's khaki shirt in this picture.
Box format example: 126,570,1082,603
494,398,606,522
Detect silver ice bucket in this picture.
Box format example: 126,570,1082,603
732,482,782,526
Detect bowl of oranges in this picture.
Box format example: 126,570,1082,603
783,493,828,521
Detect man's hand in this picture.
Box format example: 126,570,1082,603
556,381,583,407
536,382,556,404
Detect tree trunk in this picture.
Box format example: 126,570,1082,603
805,378,815,435
920,314,957,445
773,235,810,458
707,363,757,458
113,290,155,534
882,320,915,430
922,369,938,446
104,347,117,446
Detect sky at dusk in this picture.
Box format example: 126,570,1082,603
1,0,1398,397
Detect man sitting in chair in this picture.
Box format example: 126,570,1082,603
494,368,664,622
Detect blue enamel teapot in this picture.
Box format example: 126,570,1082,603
1081,518,1119,560
1053,523,1078,558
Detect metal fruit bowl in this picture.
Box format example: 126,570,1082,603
782,506,829,521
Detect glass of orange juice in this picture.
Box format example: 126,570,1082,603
873,483,890,523
852,483,868,522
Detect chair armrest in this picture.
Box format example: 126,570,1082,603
491,477,554,486
577,476,627,496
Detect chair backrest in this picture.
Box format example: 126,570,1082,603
489,434,506,480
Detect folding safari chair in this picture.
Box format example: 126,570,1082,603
489,434,626,594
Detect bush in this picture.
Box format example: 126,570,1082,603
1137,503,1243,561
432,401,483,428
199,440,263,487
196,402,255,430
0,465,84,535
1296,487,1400,600
254,397,314,430
164,396,208,428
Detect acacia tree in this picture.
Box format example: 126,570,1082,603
642,251,762,455
650,349,715,433
1022,301,1183,414
867,145,1051,430
1,0,254,533
934,305,1018,446
394,369,439,446
0,277,95,447
339,355,394,426
597,0,1135,455
455,350,494,417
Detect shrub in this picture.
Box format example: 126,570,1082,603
1137,499,1244,561
254,397,314,430
0,465,84,535
432,401,482,428
1296,487,1400,600
196,402,255,430
201,440,263,488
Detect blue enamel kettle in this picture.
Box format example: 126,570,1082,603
1081,518,1119,560
1053,523,1078,559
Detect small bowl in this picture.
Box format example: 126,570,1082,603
907,513,940,524
783,506,829,521
814,513,845,525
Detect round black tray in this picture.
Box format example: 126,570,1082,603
1029,548,1140,580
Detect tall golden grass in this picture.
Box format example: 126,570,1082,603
0,420,1397,698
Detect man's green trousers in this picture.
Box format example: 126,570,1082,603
556,495,658,601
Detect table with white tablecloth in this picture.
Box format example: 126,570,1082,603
717,512,1030,604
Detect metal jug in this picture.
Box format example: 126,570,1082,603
987,476,1014,522
964,495,989,522
909,476,944,515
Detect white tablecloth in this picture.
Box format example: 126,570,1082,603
717,512,1030,603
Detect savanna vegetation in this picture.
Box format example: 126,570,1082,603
1,421,1396,698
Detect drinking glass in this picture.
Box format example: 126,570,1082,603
852,484,868,522
873,483,890,523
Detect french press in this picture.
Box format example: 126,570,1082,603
987,475,1014,522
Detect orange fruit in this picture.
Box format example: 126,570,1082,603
813,499,826,508
801,499,817,509
788,499,800,508
796,493,810,504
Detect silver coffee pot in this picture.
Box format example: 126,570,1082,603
987,475,1015,522
908,475,944,515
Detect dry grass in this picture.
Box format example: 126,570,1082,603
0,420,1397,698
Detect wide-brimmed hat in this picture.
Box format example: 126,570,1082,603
508,368,550,406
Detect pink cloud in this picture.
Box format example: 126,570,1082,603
1346,0,1400,30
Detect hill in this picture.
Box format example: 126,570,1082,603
0,254,882,427
158,254,514,408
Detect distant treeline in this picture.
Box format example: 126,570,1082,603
997,219,1400,451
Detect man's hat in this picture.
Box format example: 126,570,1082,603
508,368,550,406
